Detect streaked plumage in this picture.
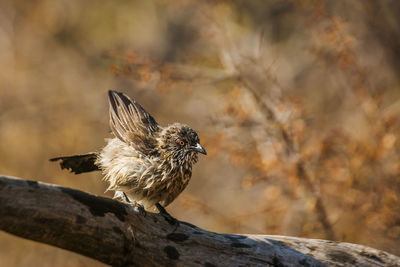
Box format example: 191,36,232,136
51,90,206,211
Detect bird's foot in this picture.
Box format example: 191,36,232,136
119,192,146,216
156,203,179,226
133,202,147,217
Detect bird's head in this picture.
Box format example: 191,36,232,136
158,123,206,165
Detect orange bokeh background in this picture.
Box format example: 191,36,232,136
1,1,400,265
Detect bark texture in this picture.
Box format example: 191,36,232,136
0,175,399,266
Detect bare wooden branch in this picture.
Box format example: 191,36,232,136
0,175,399,266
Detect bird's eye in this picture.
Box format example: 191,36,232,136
179,141,185,146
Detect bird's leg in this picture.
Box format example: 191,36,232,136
156,203,179,226
122,192,130,202
114,191,132,204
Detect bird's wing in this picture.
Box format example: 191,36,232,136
108,90,161,154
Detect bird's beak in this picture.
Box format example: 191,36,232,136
192,143,207,155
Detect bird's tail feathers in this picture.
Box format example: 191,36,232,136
50,153,99,174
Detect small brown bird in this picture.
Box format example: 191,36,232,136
51,90,206,217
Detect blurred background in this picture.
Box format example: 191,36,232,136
1,0,400,265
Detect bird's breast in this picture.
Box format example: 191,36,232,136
155,162,192,207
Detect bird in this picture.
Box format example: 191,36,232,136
50,90,206,220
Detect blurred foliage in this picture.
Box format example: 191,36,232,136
1,0,400,265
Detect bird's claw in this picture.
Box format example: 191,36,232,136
134,203,147,217
120,192,146,217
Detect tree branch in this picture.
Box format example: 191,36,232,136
0,175,399,266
